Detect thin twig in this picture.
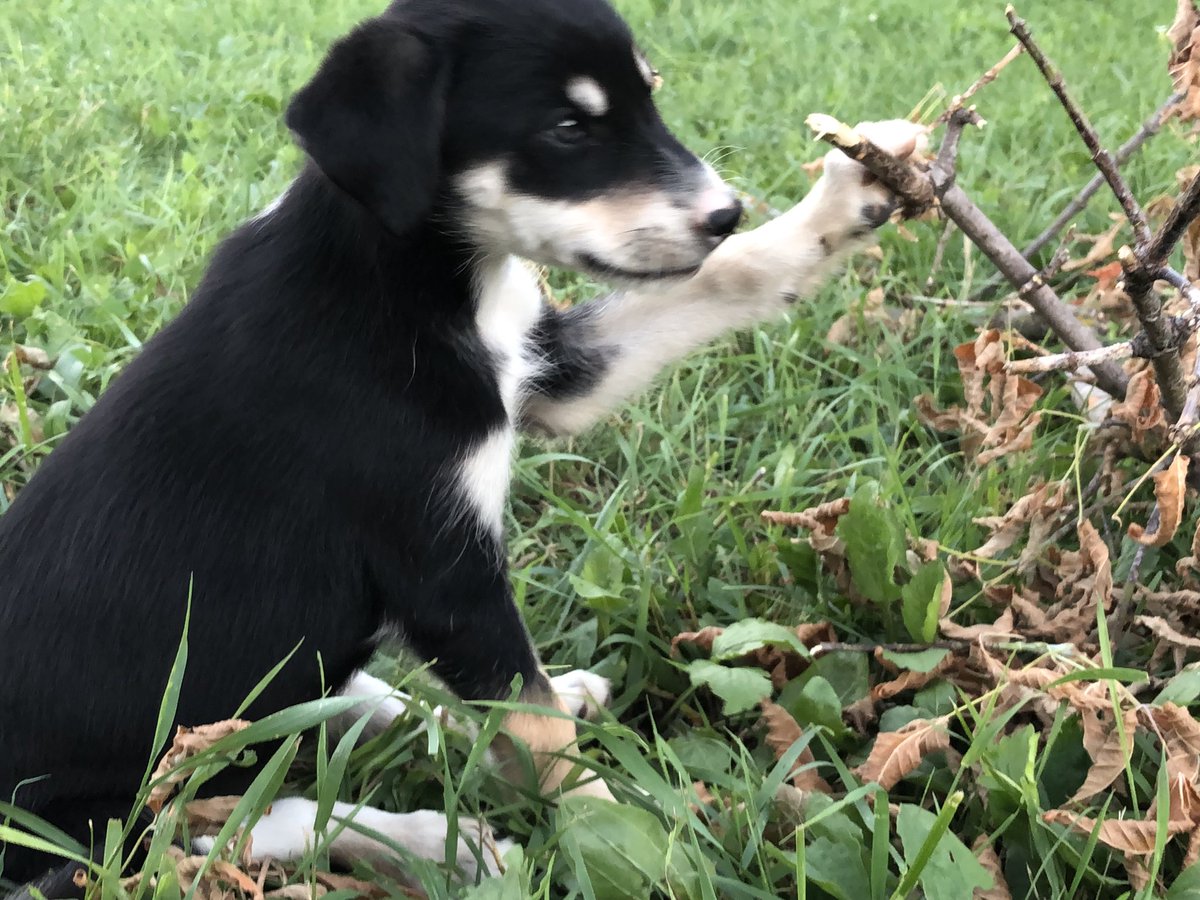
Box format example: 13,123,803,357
1120,245,1189,419
926,219,957,291
1005,342,1134,375
1007,5,1151,246
811,639,1073,658
930,108,980,190
805,114,935,217
934,43,1024,125
1021,93,1183,261
1039,225,1077,281
940,181,1129,396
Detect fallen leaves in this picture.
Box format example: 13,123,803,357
148,720,251,814
916,330,1043,465
759,699,834,793
1169,0,1200,125
1128,455,1190,546
854,717,951,791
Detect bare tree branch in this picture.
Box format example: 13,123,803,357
1007,5,1151,245
1021,93,1183,261
1005,342,1134,375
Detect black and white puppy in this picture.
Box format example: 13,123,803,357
0,0,923,892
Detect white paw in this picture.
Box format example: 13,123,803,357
821,118,929,233
550,669,611,720
191,798,515,883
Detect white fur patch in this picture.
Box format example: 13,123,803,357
458,428,516,536
566,76,608,117
454,256,543,534
191,797,511,883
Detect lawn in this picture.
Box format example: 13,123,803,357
3,0,1199,897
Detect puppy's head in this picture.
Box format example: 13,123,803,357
285,0,742,282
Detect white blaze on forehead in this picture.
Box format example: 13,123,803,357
566,76,609,117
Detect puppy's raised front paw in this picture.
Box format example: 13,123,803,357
821,118,930,234
549,669,611,720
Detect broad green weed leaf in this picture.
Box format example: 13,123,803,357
805,835,871,900
781,675,848,738
896,804,992,900
556,796,668,900
0,279,48,317
710,618,808,661
881,647,949,674
461,845,529,899
686,660,771,715
837,481,904,604
900,562,944,643
978,724,1037,801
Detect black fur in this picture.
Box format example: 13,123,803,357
0,0,731,892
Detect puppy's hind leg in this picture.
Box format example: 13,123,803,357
191,797,512,885
400,569,615,802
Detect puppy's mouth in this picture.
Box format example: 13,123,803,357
577,253,704,282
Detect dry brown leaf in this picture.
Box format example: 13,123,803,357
176,856,264,900
1070,708,1138,804
10,345,53,370
854,717,950,790
148,720,252,814
1169,1,1200,123
690,780,717,811
1176,516,1200,579
939,608,1016,641
761,499,850,531
1110,369,1168,449
313,872,393,898
825,287,912,349
1138,616,1200,656
1062,219,1124,273
1144,703,1200,783
759,699,834,793
670,626,723,656
972,836,1012,900
976,375,1043,466
1128,455,1190,546
1023,520,1113,645
1042,809,1189,855
970,482,1066,566
919,330,1042,464
264,887,324,900
185,796,243,837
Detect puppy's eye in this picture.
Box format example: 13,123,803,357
549,117,588,145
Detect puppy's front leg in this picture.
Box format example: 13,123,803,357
521,119,926,437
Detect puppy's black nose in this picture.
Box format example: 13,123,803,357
702,201,743,238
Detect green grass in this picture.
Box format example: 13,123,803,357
4,0,1200,897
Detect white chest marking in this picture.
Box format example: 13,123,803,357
456,256,544,534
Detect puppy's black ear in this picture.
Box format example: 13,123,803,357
285,18,448,235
